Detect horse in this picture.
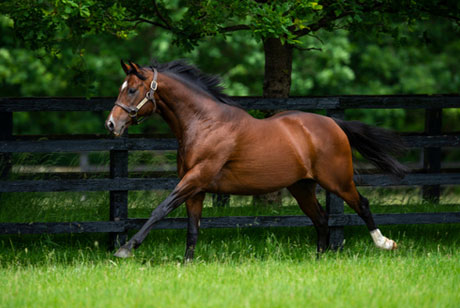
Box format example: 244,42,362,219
106,60,407,260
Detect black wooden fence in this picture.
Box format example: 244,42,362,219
1,95,460,249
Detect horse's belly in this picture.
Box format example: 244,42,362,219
208,157,308,195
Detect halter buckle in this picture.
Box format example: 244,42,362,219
150,80,158,91
146,90,154,101
128,109,138,118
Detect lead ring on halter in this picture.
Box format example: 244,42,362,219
115,68,158,125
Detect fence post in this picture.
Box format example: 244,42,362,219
326,108,345,250
109,142,129,249
0,112,13,181
422,108,442,203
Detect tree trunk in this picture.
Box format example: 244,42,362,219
253,37,293,207
263,38,293,99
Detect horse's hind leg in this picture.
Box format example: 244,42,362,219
323,179,397,250
288,179,329,253
185,192,205,262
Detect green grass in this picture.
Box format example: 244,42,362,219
0,226,459,308
0,190,459,307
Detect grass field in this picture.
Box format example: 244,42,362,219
0,190,459,308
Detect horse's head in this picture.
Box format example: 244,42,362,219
106,60,158,136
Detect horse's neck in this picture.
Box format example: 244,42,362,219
157,74,230,143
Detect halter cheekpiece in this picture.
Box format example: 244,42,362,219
115,68,158,125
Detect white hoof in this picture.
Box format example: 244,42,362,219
114,247,133,258
370,229,398,250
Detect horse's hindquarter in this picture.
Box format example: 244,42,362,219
211,112,324,195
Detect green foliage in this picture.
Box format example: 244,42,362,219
2,1,459,53
1,2,460,135
0,0,132,51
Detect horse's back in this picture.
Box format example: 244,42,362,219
268,110,349,155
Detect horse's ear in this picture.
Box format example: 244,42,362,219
121,60,130,75
128,61,141,72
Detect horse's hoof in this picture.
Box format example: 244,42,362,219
392,241,398,250
382,239,397,250
114,247,133,258
370,229,397,250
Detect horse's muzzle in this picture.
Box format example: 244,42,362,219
105,118,126,137
106,119,115,132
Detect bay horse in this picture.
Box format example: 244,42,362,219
106,60,407,260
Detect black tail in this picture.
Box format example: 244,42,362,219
334,119,408,178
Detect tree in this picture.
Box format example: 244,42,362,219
3,1,460,96
2,0,460,204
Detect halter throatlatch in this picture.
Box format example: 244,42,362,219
115,68,158,125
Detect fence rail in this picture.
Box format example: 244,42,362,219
1,173,460,193
1,212,460,235
2,95,460,111
1,134,460,153
1,95,460,249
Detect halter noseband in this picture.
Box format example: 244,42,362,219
115,68,158,125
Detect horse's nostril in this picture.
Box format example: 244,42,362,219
107,120,115,132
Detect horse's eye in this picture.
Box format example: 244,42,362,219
128,88,137,94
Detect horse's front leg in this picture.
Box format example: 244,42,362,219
184,192,205,262
114,167,207,258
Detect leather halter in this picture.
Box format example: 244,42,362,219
115,68,158,125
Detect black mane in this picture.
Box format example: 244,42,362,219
148,60,241,108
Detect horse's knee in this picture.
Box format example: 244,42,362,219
359,193,369,209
